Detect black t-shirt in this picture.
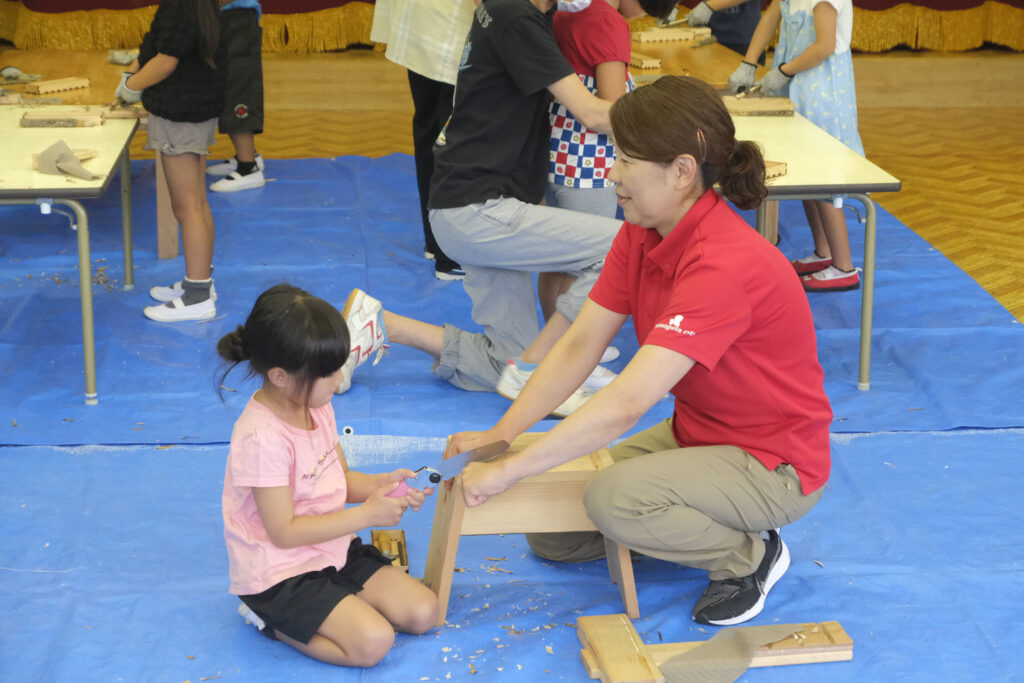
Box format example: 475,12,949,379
708,0,761,51
428,0,575,209
138,0,226,122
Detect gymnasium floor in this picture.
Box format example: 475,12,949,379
2,155,1023,681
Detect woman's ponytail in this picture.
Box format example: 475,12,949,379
719,140,768,211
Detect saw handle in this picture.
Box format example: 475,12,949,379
386,480,411,498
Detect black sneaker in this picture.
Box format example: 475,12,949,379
692,529,790,626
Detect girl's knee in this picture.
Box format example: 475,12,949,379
403,593,440,635
346,624,395,667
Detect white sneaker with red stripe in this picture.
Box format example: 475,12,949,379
802,265,861,292
335,289,389,394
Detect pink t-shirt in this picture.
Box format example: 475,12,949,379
222,396,352,595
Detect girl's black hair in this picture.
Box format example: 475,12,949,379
193,0,222,69
217,284,351,404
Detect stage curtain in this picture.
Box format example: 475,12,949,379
2,0,1022,52
664,0,1024,51
0,0,377,52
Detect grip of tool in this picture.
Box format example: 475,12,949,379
386,480,410,498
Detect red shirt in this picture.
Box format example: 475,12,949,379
589,190,832,494
553,0,631,77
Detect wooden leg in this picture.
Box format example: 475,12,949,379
155,150,179,259
604,537,639,619
422,478,468,626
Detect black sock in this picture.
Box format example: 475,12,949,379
178,277,212,306
236,160,257,176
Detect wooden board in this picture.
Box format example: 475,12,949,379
765,161,787,179
632,26,712,45
0,93,22,105
723,94,795,116
24,77,90,94
371,529,409,572
629,52,661,70
21,113,103,127
579,614,853,683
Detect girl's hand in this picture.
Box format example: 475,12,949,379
362,483,410,528
382,469,432,511
755,66,792,95
728,62,757,94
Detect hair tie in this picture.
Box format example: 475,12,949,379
696,128,707,165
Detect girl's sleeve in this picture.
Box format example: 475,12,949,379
230,428,293,488
149,0,199,60
577,14,631,67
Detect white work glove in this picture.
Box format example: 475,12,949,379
687,1,714,27
115,72,143,104
727,62,756,95
755,65,792,95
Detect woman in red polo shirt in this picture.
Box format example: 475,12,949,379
449,75,833,626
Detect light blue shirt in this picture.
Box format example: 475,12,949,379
221,0,261,18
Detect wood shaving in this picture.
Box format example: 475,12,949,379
814,560,825,567
484,556,508,561
545,645,554,654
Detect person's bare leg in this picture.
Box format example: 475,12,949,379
816,201,855,272
229,131,256,164
273,594,395,667
383,310,444,358
802,199,830,260
161,152,213,280
519,311,571,364
537,272,574,321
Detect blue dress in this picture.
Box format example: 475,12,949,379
773,0,864,155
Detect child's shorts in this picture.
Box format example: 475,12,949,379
219,7,264,135
144,114,217,157
239,538,392,644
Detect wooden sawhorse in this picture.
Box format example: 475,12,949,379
422,433,638,625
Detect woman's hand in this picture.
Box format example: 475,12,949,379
461,459,515,508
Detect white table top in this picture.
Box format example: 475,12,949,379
734,112,901,196
0,106,138,199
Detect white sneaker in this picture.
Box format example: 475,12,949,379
335,289,389,394
583,365,617,391
209,169,266,193
143,296,216,322
495,359,596,418
237,602,266,631
149,280,217,303
600,346,620,364
207,154,264,177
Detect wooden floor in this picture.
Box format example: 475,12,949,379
3,46,1022,321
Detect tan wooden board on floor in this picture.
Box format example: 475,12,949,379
371,529,409,572
629,51,661,70
631,26,712,45
578,614,853,683
24,77,90,94
422,433,639,625
723,94,795,116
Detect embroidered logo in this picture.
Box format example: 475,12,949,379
475,5,493,27
233,103,249,119
655,314,695,336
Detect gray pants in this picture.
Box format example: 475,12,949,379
526,419,824,580
544,182,620,220
428,198,620,391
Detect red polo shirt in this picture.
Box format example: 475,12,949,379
589,190,832,495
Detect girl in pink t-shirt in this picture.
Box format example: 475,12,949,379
219,284,438,666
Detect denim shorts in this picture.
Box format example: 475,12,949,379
144,114,216,156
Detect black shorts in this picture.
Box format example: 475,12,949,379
219,8,264,135
239,538,391,644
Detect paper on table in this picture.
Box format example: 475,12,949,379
37,140,102,180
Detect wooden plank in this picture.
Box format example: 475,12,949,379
723,94,795,116
421,475,467,625
20,114,103,128
578,614,664,683
631,26,712,45
646,621,853,668
0,93,22,105
24,77,90,94
371,529,409,572
604,537,639,619
629,52,661,70
765,161,787,179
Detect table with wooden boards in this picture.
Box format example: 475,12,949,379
0,104,139,403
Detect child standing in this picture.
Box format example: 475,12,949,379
728,0,865,292
116,0,224,321
218,284,438,666
207,0,267,193
547,0,676,218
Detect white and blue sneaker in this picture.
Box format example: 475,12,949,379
335,289,389,394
